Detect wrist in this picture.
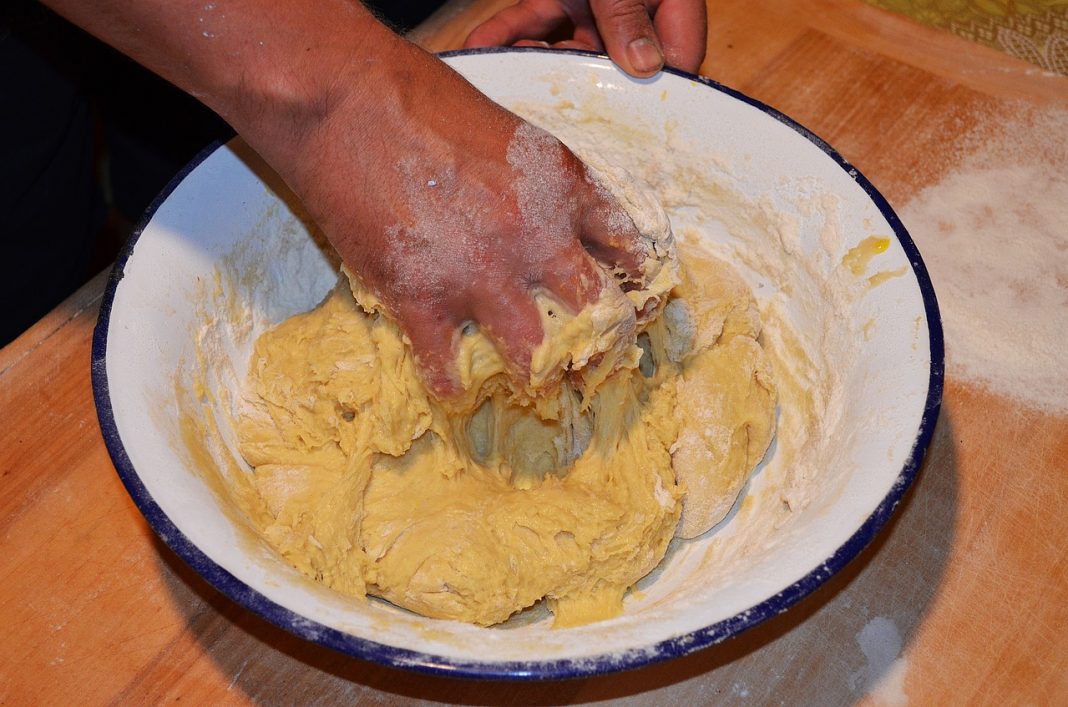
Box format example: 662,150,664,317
214,4,411,168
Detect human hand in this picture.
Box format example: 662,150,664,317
259,39,647,398
464,0,707,77
39,0,655,400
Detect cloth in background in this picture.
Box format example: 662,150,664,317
865,0,1068,74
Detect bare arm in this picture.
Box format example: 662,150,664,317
41,0,419,190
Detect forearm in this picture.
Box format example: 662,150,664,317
39,0,478,243
39,0,648,395
39,0,406,159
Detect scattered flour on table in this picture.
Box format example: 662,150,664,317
870,657,910,707
900,106,1068,412
850,615,908,706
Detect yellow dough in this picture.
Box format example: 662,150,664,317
232,236,776,628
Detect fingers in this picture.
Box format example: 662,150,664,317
538,241,607,312
580,180,646,283
589,0,663,77
470,283,545,379
393,300,464,398
515,38,601,51
464,0,567,49
464,0,705,76
395,283,545,397
652,0,706,73
566,3,606,51
552,146,645,286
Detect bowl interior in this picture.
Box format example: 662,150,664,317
95,50,940,678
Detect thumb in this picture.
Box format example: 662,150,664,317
590,0,663,77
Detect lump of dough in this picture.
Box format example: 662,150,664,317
228,166,777,627
663,247,777,539
670,336,776,538
233,283,682,626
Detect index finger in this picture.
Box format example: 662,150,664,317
580,179,646,284
652,0,707,73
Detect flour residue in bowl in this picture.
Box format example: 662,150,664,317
174,80,903,638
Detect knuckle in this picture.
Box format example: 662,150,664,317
597,0,652,33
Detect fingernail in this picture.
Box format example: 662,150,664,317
627,38,663,75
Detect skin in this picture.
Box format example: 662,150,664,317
40,0,707,396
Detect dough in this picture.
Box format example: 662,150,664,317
232,170,776,627
663,246,778,539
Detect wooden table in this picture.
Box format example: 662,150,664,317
3,0,1066,703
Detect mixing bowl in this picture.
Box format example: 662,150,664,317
92,49,943,679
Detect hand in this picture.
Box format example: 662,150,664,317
39,0,648,398
464,0,707,77
264,39,646,397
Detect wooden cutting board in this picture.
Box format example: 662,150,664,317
1,0,1066,703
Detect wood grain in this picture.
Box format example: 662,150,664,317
1,1,1066,704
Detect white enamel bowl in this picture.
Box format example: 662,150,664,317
92,49,943,679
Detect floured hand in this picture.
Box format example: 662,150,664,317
264,40,656,397
42,0,665,399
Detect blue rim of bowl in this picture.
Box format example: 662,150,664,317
91,47,944,681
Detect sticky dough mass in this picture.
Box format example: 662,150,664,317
233,170,777,628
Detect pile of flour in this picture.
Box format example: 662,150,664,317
900,105,1068,413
